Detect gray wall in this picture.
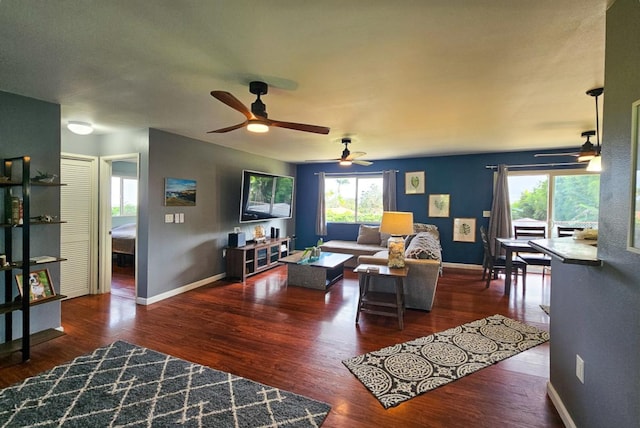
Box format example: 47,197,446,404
144,129,295,298
0,91,62,337
549,0,640,426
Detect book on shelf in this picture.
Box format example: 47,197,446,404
30,255,58,263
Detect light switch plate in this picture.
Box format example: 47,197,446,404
165,214,174,223
179,213,185,223
483,211,491,218
174,213,180,223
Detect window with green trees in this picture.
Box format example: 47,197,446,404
324,175,383,223
111,176,138,216
508,170,599,235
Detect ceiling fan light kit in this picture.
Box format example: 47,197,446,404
208,81,330,135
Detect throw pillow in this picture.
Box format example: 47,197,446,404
356,224,381,245
413,223,440,239
404,231,442,261
380,232,392,247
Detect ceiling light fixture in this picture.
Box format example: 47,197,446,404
586,87,604,172
67,121,94,135
246,119,269,133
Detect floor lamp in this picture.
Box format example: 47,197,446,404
380,211,414,268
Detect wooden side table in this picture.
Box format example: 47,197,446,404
354,264,409,329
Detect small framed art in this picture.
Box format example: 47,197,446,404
405,171,425,194
164,178,197,206
453,218,476,242
16,269,56,302
429,194,450,217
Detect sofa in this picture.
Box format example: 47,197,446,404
321,223,442,311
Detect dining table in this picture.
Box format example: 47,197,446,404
495,237,543,295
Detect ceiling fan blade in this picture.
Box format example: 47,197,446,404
534,152,579,157
207,121,248,133
346,151,367,160
353,159,373,166
211,91,254,120
269,119,330,135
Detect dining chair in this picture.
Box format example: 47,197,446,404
480,226,527,290
557,226,584,237
513,225,551,278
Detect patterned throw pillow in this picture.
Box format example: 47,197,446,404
356,224,381,245
404,231,442,261
413,223,440,239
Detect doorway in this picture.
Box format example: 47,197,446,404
99,154,139,300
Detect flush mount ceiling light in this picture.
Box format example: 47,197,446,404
67,121,94,135
585,87,604,172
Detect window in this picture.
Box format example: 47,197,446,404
324,174,383,223
111,176,138,216
508,170,599,236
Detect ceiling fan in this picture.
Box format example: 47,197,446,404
534,130,595,160
207,81,330,135
307,137,373,166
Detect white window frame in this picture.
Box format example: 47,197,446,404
324,173,384,224
111,175,138,217
507,168,600,234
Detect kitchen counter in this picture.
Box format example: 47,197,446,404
529,237,601,266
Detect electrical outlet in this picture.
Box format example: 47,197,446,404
576,354,585,383
164,214,173,223
483,210,491,218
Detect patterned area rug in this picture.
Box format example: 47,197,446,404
343,314,549,408
0,341,330,427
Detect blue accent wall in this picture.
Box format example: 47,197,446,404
295,149,583,265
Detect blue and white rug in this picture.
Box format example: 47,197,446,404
0,341,330,427
343,314,549,408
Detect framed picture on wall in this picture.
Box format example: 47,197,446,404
164,178,197,206
16,269,56,303
453,218,476,242
405,171,425,194
428,194,450,217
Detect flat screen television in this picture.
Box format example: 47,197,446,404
239,170,295,223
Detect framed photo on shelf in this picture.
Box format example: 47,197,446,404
16,269,56,302
428,194,450,217
453,218,476,242
405,171,425,194
164,177,197,206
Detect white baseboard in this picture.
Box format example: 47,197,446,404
441,262,483,270
547,381,577,428
136,272,227,305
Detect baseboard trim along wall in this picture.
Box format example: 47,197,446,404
442,262,482,270
136,273,227,305
547,381,577,428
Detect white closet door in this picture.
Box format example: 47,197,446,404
60,156,98,298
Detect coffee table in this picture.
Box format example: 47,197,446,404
280,251,352,290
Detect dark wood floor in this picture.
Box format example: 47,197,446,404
0,265,562,427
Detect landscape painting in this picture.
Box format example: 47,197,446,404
164,178,197,206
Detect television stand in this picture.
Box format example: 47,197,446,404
226,237,290,282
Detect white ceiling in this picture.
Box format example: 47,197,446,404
0,1,607,163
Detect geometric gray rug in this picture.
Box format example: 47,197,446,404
0,341,330,427
343,314,549,408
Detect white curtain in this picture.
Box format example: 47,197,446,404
382,170,397,211
315,172,327,236
488,164,512,255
